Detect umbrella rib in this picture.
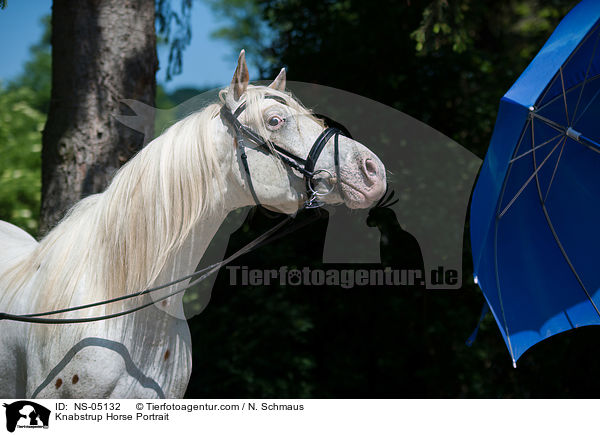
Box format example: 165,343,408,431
572,29,600,122
535,112,600,157
493,133,526,364
480,16,600,365
491,118,536,364
543,137,567,203
509,132,562,163
560,67,570,125
530,122,600,321
498,137,562,219
508,115,533,161
537,68,562,111
494,211,517,366
539,203,600,319
530,113,565,133
573,84,600,126
492,118,533,367
537,21,600,109
537,73,600,112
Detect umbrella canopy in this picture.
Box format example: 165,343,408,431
470,0,600,365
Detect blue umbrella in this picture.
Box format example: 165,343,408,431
471,0,600,366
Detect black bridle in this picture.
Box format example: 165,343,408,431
0,94,349,324
219,95,345,208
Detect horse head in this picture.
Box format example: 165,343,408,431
218,50,387,214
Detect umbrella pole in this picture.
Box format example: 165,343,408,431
530,112,600,155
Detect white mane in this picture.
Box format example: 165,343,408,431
3,102,225,323
0,59,387,397
3,84,321,326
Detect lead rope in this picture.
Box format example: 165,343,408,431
2,96,345,324
0,212,324,324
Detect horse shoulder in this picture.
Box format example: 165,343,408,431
29,318,192,399
29,343,129,399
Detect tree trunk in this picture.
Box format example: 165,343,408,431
40,0,157,235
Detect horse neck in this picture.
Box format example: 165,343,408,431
127,120,249,319
28,110,249,323
148,208,228,318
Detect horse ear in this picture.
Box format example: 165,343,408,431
230,49,249,101
268,68,286,91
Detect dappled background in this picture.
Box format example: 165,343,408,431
4,0,600,398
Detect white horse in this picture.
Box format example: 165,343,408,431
0,51,386,399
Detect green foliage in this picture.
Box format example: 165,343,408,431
0,85,44,235
0,15,51,236
0,8,189,236
205,0,274,75
186,0,600,399
412,1,575,58
206,0,578,157
167,86,211,105
412,1,471,54
156,0,193,80
1,0,593,398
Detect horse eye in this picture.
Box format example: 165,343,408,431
267,115,284,129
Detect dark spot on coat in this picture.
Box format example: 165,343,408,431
55,378,62,389
161,300,167,307
164,350,170,360
72,374,79,384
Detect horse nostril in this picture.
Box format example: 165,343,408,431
364,158,378,178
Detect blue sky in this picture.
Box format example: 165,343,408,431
0,0,257,92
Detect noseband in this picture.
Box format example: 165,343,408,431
0,95,349,325
219,95,344,209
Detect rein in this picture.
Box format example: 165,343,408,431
0,213,322,324
0,94,345,324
